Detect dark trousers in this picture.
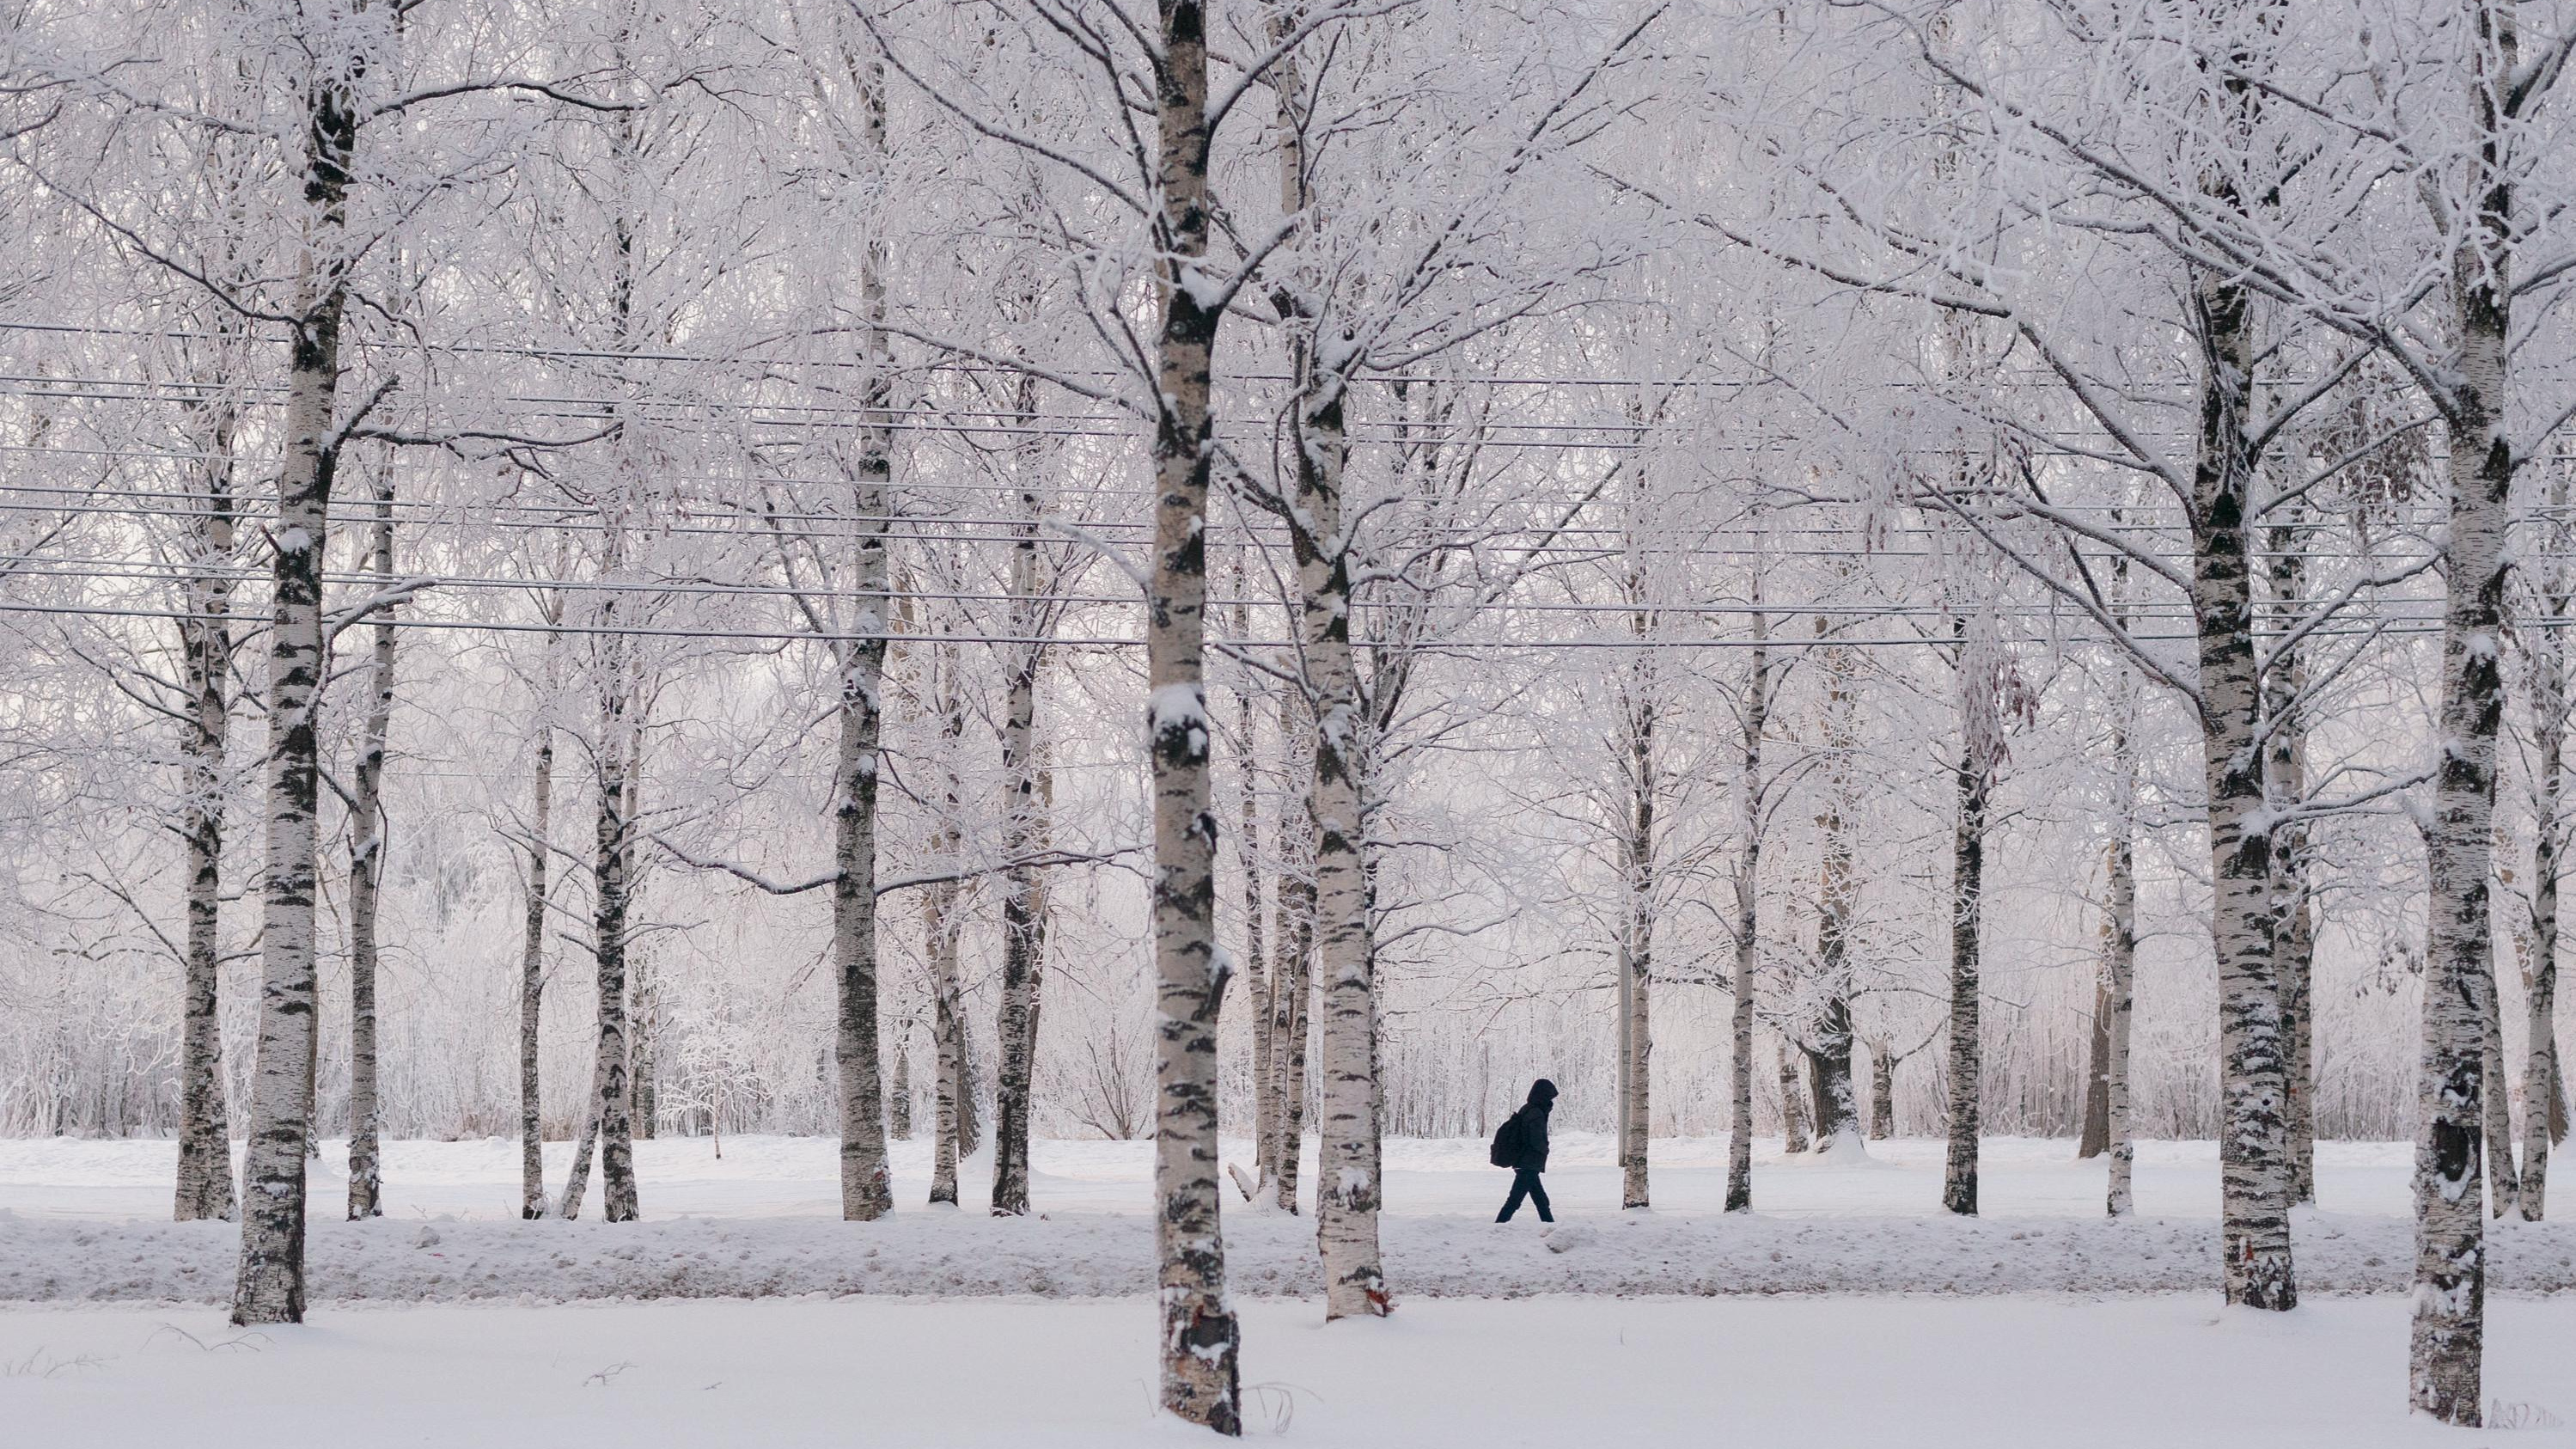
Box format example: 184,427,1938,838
1497,1169,1553,1222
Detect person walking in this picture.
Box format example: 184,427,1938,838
1492,1078,1557,1223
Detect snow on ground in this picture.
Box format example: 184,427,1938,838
2,1296,2570,1448
4,1134,2573,1305
0,1132,2422,1222
9,1195,2576,1303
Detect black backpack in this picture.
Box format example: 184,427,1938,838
1487,1112,1522,1168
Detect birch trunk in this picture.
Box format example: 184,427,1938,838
1269,700,1316,1214
2523,471,2567,1220
1944,614,1994,1214
174,406,240,1225
1801,616,1864,1158
232,30,361,1323
1724,603,1768,1211
1149,0,1242,1422
926,643,967,1208
929,934,962,1204
518,709,554,1220
1804,1010,1860,1147
1779,1046,1809,1152
1261,10,1385,1317
631,937,658,1141
558,1059,601,1220
1616,602,1656,1209
2107,520,2140,1218
1241,679,1274,1192
2078,981,2110,1159
2482,965,2518,1216
344,476,396,1220
2107,779,2140,1217
889,1039,913,1140
2264,506,2317,1205
589,634,640,1224
831,482,894,1216
2410,2,2515,1414
990,491,1051,1217
956,1033,980,1157
1869,1042,1895,1140
2188,253,2297,1314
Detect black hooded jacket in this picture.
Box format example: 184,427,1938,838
1501,1079,1556,1172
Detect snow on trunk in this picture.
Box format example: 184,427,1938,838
2409,3,2516,1416
822,48,900,1209
1148,0,1242,1426
1298,388,1388,1315
1261,15,1385,1314
231,36,361,1323
2187,247,2296,1314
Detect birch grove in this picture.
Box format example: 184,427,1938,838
4,0,2576,1429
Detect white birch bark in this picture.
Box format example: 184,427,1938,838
174,394,240,1225
1269,695,1315,1213
1255,3,1385,1316
1779,1044,1809,1153
2521,471,2569,1220
231,24,363,1323
2409,0,2517,1415
1724,600,1768,1211
344,473,396,1220
2263,499,2318,1206
1944,610,1995,1213
1238,660,1275,1194
2188,230,2298,1315
558,1057,601,1220
2106,696,2140,1218
518,704,555,1220
588,622,641,1223
1149,0,1242,1423
991,470,1052,1218
923,639,968,1207
831,448,894,1217
2481,940,2518,1216
1615,538,1657,1210
1810,627,1864,1155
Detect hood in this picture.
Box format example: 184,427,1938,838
1526,1079,1558,1110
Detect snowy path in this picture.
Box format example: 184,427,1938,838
3,1297,2570,1448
